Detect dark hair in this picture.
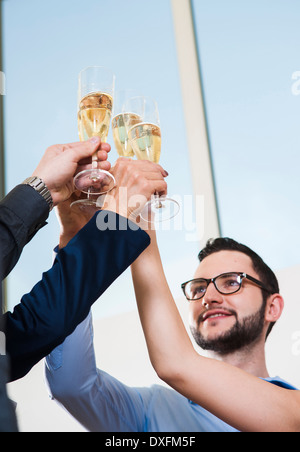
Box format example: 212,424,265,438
198,238,280,338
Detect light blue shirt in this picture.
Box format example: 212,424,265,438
45,312,297,432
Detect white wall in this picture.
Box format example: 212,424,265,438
266,265,300,388
7,263,300,432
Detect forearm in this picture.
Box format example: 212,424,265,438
0,185,49,279
169,353,300,432
45,313,103,432
131,230,193,378
46,313,147,432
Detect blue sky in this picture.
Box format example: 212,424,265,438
192,0,300,269
2,0,197,317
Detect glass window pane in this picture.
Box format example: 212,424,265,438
3,0,197,317
192,0,300,270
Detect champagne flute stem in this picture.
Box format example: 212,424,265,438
154,192,163,209
92,152,98,170
90,152,99,181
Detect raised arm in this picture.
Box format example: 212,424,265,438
131,229,300,432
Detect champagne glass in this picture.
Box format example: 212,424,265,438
111,90,142,158
71,66,116,212
125,96,180,223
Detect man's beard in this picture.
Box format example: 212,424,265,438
190,301,266,355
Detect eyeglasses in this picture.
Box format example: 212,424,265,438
181,272,272,302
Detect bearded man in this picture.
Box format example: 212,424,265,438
46,213,297,432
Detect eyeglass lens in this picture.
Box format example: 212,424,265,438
185,273,243,300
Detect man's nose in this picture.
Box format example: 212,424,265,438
202,282,224,308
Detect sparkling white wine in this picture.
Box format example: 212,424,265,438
128,122,161,163
78,92,113,142
112,112,142,157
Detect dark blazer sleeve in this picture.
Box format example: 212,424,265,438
0,185,49,280
4,210,150,382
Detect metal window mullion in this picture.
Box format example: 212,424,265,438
0,0,7,313
0,0,5,201
171,0,221,245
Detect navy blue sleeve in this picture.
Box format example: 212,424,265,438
4,211,150,382
0,185,49,280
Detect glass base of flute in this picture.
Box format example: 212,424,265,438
70,164,115,212
140,193,180,224
70,196,101,215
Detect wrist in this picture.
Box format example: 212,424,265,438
56,202,97,248
57,218,84,248
58,232,74,249
31,175,61,207
22,176,54,211
103,191,144,225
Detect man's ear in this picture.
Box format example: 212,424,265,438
265,294,284,323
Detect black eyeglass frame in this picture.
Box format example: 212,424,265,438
181,272,272,302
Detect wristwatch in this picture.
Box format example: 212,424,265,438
22,176,54,211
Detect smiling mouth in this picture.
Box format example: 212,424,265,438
206,313,230,320
200,310,236,323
